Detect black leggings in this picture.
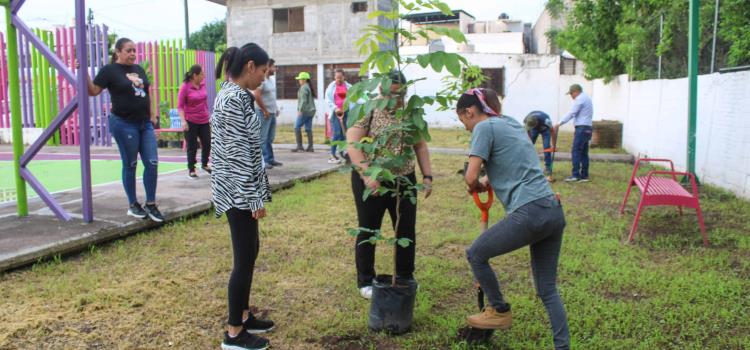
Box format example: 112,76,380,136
226,208,260,326
351,171,417,288
184,121,211,171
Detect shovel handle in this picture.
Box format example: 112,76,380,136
472,189,493,226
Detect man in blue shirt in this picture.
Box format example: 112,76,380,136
556,84,593,182
524,111,555,181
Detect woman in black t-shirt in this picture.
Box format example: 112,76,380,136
86,38,163,222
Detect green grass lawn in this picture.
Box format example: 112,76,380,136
0,160,185,201
1,155,747,349
274,124,625,154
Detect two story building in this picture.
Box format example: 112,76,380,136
207,0,395,123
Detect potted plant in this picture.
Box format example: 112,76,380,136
339,0,481,335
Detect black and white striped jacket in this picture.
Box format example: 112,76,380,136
210,81,271,217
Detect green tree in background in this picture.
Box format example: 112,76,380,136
188,19,225,52
547,0,750,81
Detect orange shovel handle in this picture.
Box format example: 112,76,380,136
472,189,493,224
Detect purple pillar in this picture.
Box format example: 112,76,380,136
75,0,93,222
11,0,93,222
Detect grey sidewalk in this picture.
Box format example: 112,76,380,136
428,146,634,163
0,146,340,272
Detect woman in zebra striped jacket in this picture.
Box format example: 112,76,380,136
211,44,274,350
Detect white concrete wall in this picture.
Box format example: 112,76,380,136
464,33,525,54
602,71,750,199
394,52,588,129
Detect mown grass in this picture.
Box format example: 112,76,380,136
1,155,748,349
273,124,624,154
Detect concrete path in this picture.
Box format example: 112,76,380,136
429,146,634,163
0,146,341,272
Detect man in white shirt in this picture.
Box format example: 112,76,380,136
556,84,593,182
253,59,282,168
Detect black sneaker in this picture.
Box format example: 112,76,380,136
221,331,269,350
127,202,147,219
144,203,164,223
244,316,275,334
188,171,198,179
269,161,283,167
202,165,212,174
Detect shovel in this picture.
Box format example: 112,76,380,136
457,188,496,344
542,125,560,182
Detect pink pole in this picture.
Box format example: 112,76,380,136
70,27,79,146
0,33,9,128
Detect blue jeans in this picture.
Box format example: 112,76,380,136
530,129,552,174
257,109,276,164
294,114,314,133
572,126,592,179
466,196,569,349
108,114,159,205
330,111,348,156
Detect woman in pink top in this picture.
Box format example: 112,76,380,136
178,64,211,178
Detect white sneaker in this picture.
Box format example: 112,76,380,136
327,157,341,164
359,286,373,299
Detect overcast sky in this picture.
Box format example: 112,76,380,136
1,0,546,42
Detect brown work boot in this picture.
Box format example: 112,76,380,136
466,306,512,330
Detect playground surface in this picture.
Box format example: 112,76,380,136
0,144,342,272
0,154,747,349
0,159,184,202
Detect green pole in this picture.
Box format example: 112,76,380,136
184,0,190,49
4,4,28,216
686,0,699,182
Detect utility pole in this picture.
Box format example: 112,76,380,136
686,0,699,182
184,0,190,48
657,14,663,79
710,0,720,73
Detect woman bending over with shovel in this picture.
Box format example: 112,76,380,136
456,88,570,350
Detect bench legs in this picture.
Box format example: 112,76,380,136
628,200,709,247
627,198,647,243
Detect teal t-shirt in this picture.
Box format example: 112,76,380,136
469,117,554,213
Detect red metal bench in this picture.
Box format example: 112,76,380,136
620,158,708,246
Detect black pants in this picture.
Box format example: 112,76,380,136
184,121,211,171
351,171,417,288
226,208,260,326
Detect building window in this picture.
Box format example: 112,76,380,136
480,68,505,98
323,63,364,88
273,7,305,33
351,1,367,13
560,58,577,75
276,65,317,100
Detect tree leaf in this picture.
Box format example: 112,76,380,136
444,53,461,76
397,238,413,248
430,52,444,72
417,54,430,68
433,1,453,16
347,228,360,237
362,187,374,201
